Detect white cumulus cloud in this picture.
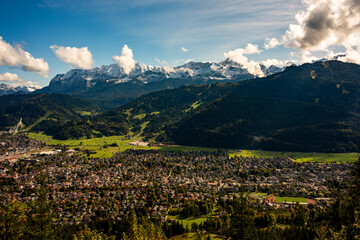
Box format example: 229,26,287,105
338,46,360,65
0,72,37,86
0,72,23,82
261,59,287,68
113,45,136,75
284,0,360,50
280,0,360,64
243,43,262,55
224,44,265,77
0,36,49,77
260,0,360,64
50,45,94,69
264,38,282,50
181,47,188,52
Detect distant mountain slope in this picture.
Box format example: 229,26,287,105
0,94,99,132
43,83,238,140
39,60,282,109
43,61,360,152
0,83,41,96
230,61,360,112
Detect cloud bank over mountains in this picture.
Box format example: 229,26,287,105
50,45,94,69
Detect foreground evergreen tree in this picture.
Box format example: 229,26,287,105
0,199,27,239
122,212,167,240
316,157,360,240
228,194,257,240
73,226,115,240
0,173,59,240
351,157,360,210
25,173,59,240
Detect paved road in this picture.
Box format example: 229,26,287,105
0,154,22,162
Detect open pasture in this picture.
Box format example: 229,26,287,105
26,132,359,162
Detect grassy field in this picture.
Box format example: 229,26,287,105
248,192,268,200
191,101,201,109
167,205,219,232
170,233,225,240
159,145,218,152
26,132,154,158
77,111,93,116
133,113,146,120
26,132,358,162
185,101,202,112
249,192,308,203
230,150,359,163
289,152,359,163
26,132,218,158
248,193,309,204
275,196,308,204
167,215,209,229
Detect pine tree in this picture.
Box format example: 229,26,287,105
73,226,115,240
228,195,257,240
122,212,166,240
0,199,27,239
26,173,59,240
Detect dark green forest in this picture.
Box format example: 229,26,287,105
0,94,99,132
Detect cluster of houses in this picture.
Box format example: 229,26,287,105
0,149,353,225
0,133,44,157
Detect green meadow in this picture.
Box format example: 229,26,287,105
230,150,359,163
275,196,308,204
248,193,309,204
26,132,218,158
167,215,209,229
26,132,358,162
26,132,153,158
167,205,219,231
159,145,218,152
170,233,225,240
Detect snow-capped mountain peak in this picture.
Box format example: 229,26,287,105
0,83,42,96
45,59,283,93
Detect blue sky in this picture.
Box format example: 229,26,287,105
2,0,354,86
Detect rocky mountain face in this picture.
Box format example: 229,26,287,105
0,83,41,96
43,60,283,94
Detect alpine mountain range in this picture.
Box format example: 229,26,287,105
0,59,283,98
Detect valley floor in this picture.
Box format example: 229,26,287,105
26,132,359,163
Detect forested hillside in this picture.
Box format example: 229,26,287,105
168,61,360,152
15,61,360,152
0,94,99,132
